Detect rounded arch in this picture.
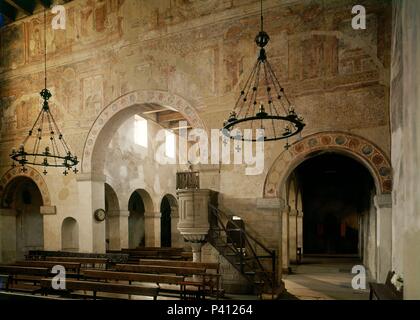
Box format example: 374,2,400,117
105,183,120,212
0,167,51,207
131,188,154,213
81,90,207,173
160,193,178,209
264,132,392,198
61,217,79,252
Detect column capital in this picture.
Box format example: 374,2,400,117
76,172,106,182
289,208,298,217
144,211,161,218
374,194,392,209
40,205,56,215
256,198,286,209
297,210,304,218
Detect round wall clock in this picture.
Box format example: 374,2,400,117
94,209,106,222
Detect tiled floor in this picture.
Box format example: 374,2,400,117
282,256,370,300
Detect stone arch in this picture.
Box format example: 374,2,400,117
81,90,207,173
132,188,154,213
160,193,179,248
61,217,79,252
105,183,120,212
0,167,51,207
264,131,392,198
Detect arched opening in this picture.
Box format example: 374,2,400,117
160,196,172,248
61,217,79,252
288,152,375,262
1,176,44,260
128,189,153,249
105,183,120,251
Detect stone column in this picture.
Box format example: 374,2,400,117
177,189,210,262
289,208,298,264
40,206,60,251
76,173,106,253
297,211,303,257
170,205,184,248
282,205,290,271
144,212,161,247
374,194,392,282
0,209,16,263
256,197,285,285
107,209,129,250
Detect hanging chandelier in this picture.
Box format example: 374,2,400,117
222,0,305,145
10,9,78,176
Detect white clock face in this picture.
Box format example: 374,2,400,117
95,209,106,221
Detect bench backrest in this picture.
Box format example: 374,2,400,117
40,279,158,298
15,261,81,272
123,247,184,252
83,270,184,284
46,257,107,265
115,264,206,275
0,265,50,276
138,259,219,272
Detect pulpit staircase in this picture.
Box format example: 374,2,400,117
208,204,277,298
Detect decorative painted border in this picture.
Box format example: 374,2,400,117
264,131,392,197
81,90,206,173
0,166,51,206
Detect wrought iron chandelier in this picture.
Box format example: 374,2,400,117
10,9,78,175
222,0,305,145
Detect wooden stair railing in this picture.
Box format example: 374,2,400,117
208,204,276,298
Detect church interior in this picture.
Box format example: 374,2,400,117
0,0,419,302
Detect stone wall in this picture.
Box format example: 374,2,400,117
0,0,392,281
390,0,420,299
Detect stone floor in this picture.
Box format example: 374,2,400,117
281,255,370,300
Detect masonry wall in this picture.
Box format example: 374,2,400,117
390,0,420,299
0,0,392,271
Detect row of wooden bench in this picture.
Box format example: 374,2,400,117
0,258,222,300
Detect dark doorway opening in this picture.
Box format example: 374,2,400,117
160,196,172,247
295,152,374,255
128,192,145,248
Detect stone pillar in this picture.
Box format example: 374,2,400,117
177,189,210,262
0,209,16,263
289,209,298,264
282,205,290,271
256,197,285,285
76,173,106,253
297,211,303,256
144,212,161,247
107,209,129,250
374,194,392,282
40,206,60,251
170,205,184,248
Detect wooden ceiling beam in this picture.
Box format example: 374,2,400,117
157,111,185,123
0,0,18,21
5,0,34,16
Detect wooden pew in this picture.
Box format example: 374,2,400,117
82,269,184,296
40,279,158,300
369,271,403,300
138,260,222,298
138,259,219,271
82,269,184,285
0,265,50,293
115,264,206,276
45,257,107,269
14,261,81,277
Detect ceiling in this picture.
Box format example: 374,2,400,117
0,0,72,27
